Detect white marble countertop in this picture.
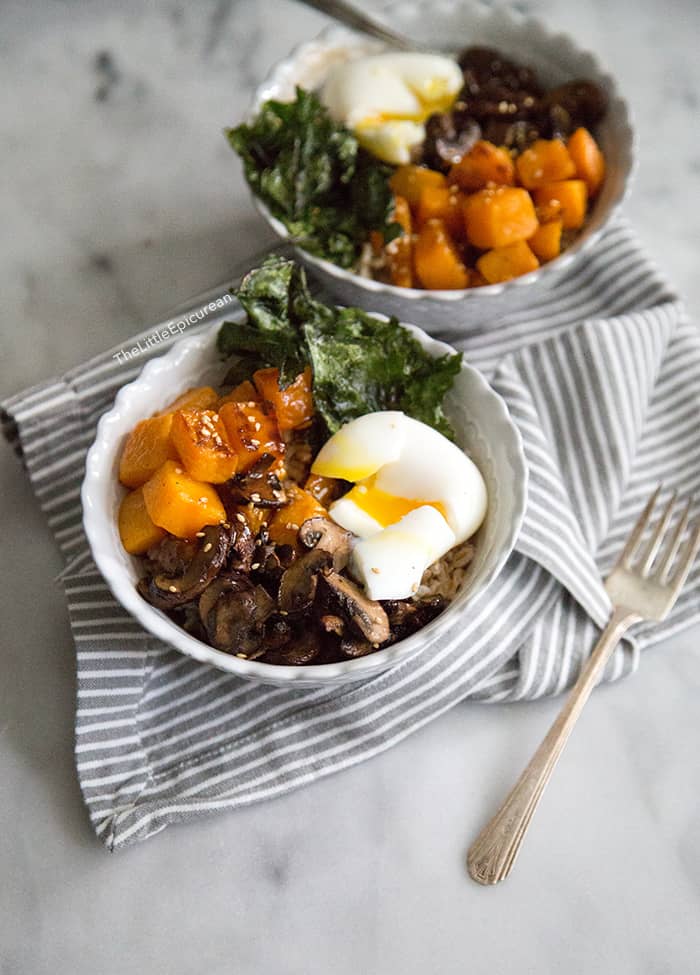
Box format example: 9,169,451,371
1,1,699,971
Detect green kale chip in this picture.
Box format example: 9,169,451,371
227,88,400,268
217,256,462,439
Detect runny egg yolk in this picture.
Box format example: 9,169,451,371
344,478,448,528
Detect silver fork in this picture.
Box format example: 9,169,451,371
468,486,700,886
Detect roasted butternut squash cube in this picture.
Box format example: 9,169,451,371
515,139,576,189
389,165,446,208
268,485,327,548
220,401,284,472
219,380,261,407
528,220,563,262
118,487,166,555
476,241,540,284
533,180,588,230
171,409,238,483
142,460,226,539
448,141,515,191
415,185,464,239
159,385,219,414
252,367,314,433
463,186,538,249
413,218,470,290
567,127,606,196
118,414,179,489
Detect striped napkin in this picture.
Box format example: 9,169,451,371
4,217,699,851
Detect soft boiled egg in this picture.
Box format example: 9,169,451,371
320,53,463,165
310,411,488,600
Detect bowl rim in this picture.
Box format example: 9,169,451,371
246,0,636,303
81,315,528,684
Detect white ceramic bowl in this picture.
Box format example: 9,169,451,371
247,0,634,335
82,313,527,687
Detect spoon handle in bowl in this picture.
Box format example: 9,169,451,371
295,0,420,51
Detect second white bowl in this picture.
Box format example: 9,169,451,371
248,0,634,335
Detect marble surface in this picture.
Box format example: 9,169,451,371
1,0,699,971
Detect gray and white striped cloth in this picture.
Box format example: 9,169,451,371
3,217,699,851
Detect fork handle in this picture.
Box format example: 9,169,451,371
467,606,640,885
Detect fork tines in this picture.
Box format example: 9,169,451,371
618,486,700,587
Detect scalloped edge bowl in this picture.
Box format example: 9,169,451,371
82,312,528,687
246,0,635,334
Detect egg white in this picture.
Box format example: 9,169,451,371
320,53,463,165
311,411,488,600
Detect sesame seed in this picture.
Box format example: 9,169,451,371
199,496,208,503
280,610,288,616
371,567,380,574
250,439,260,447
236,513,246,523
247,401,257,408
175,467,183,474
247,415,256,423
235,653,248,659
203,542,212,553
196,531,205,537
288,523,299,530
168,585,178,593
254,422,261,432
212,413,219,421
250,493,261,503
201,428,211,438
251,562,260,570
372,643,379,649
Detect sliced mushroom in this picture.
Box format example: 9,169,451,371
145,535,197,576
263,636,321,667
230,518,256,573
226,454,287,509
205,582,275,656
198,572,248,626
277,548,332,615
138,524,233,610
340,636,377,659
382,595,447,641
319,570,390,646
298,516,352,571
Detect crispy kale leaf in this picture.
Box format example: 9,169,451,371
227,88,399,268
217,257,462,439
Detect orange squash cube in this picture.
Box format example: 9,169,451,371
118,414,179,489
389,165,447,208
533,180,588,230
515,139,576,189
413,219,470,291
220,401,284,472
528,220,563,262
476,241,540,284
448,141,515,191
415,185,464,239
118,487,166,555
567,127,606,196
159,385,219,415
268,485,327,548
219,380,261,407
462,186,538,249
142,460,226,539
252,367,314,433
170,409,239,483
